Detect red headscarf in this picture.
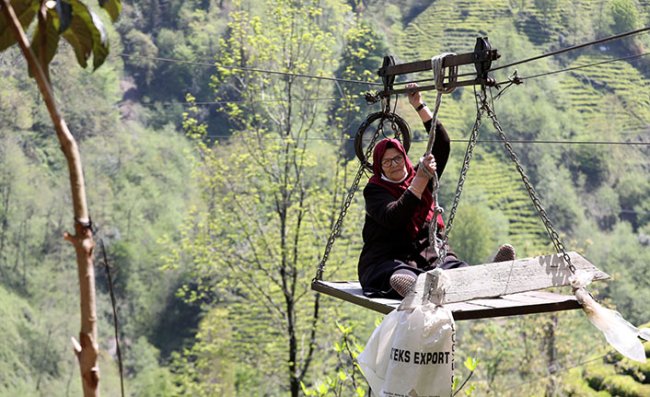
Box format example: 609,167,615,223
368,138,444,237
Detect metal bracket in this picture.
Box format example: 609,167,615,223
375,37,500,99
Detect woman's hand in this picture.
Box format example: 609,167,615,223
416,153,437,180
409,154,436,199
406,82,423,108
406,82,432,122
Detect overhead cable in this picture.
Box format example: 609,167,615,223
117,53,381,86
203,134,649,146
491,26,650,72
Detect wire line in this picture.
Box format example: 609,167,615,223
204,134,649,146
117,53,381,86
513,51,650,82
491,26,650,72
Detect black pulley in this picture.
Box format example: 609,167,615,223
354,112,411,171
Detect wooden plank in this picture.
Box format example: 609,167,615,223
449,294,581,321
312,281,398,314
312,281,582,320
418,252,608,305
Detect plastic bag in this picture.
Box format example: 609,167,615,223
358,271,455,397
572,270,649,362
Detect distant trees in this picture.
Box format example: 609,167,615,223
609,0,639,34
329,16,387,160
534,0,558,21
170,0,360,395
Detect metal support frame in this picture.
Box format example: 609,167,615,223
376,37,501,100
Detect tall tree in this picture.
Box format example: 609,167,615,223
0,1,121,395
171,0,356,395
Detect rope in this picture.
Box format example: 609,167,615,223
98,239,126,397
425,53,457,154
424,53,457,260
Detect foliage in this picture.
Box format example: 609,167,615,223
328,15,387,160
0,0,649,395
584,222,650,325
116,0,229,130
563,327,650,396
168,1,363,395
169,307,238,396
608,0,640,34
448,201,509,265
0,0,121,71
301,322,367,397
0,24,194,393
534,0,559,20
452,356,479,396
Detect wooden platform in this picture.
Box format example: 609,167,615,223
312,252,609,320
313,280,584,320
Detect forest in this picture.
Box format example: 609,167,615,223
0,0,649,396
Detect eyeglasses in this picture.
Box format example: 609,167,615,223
381,155,404,167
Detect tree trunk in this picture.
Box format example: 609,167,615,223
1,2,99,396
544,314,558,397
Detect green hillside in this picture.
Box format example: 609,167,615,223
565,327,650,396
385,0,649,254
0,0,648,396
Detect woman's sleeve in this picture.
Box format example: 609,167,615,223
364,184,420,229
422,119,450,178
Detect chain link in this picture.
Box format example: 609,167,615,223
315,119,385,281
432,89,485,266
483,97,576,273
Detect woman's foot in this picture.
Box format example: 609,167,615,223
389,269,417,297
493,244,516,262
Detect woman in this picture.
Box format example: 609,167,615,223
358,84,514,298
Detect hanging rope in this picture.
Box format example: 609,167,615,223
424,53,457,260
425,53,457,154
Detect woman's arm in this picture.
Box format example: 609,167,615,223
406,83,451,177
364,184,421,229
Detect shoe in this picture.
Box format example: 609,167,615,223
390,270,417,297
493,244,516,262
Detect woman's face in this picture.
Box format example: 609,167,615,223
381,148,407,182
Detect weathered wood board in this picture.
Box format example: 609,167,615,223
420,251,609,304
311,280,584,320
311,252,609,320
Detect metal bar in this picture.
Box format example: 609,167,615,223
382,79,492,97
379,51,499,77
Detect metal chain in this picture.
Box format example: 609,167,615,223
433,88,485,266
483,97,576,273
315,119,385,281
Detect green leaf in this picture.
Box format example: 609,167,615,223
88,9,108,69
55,0,72,32
30,8,60,70
464,356,478,371
61,0,108,69
98,0,120,22
61,8,91,67
0,0,39,52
